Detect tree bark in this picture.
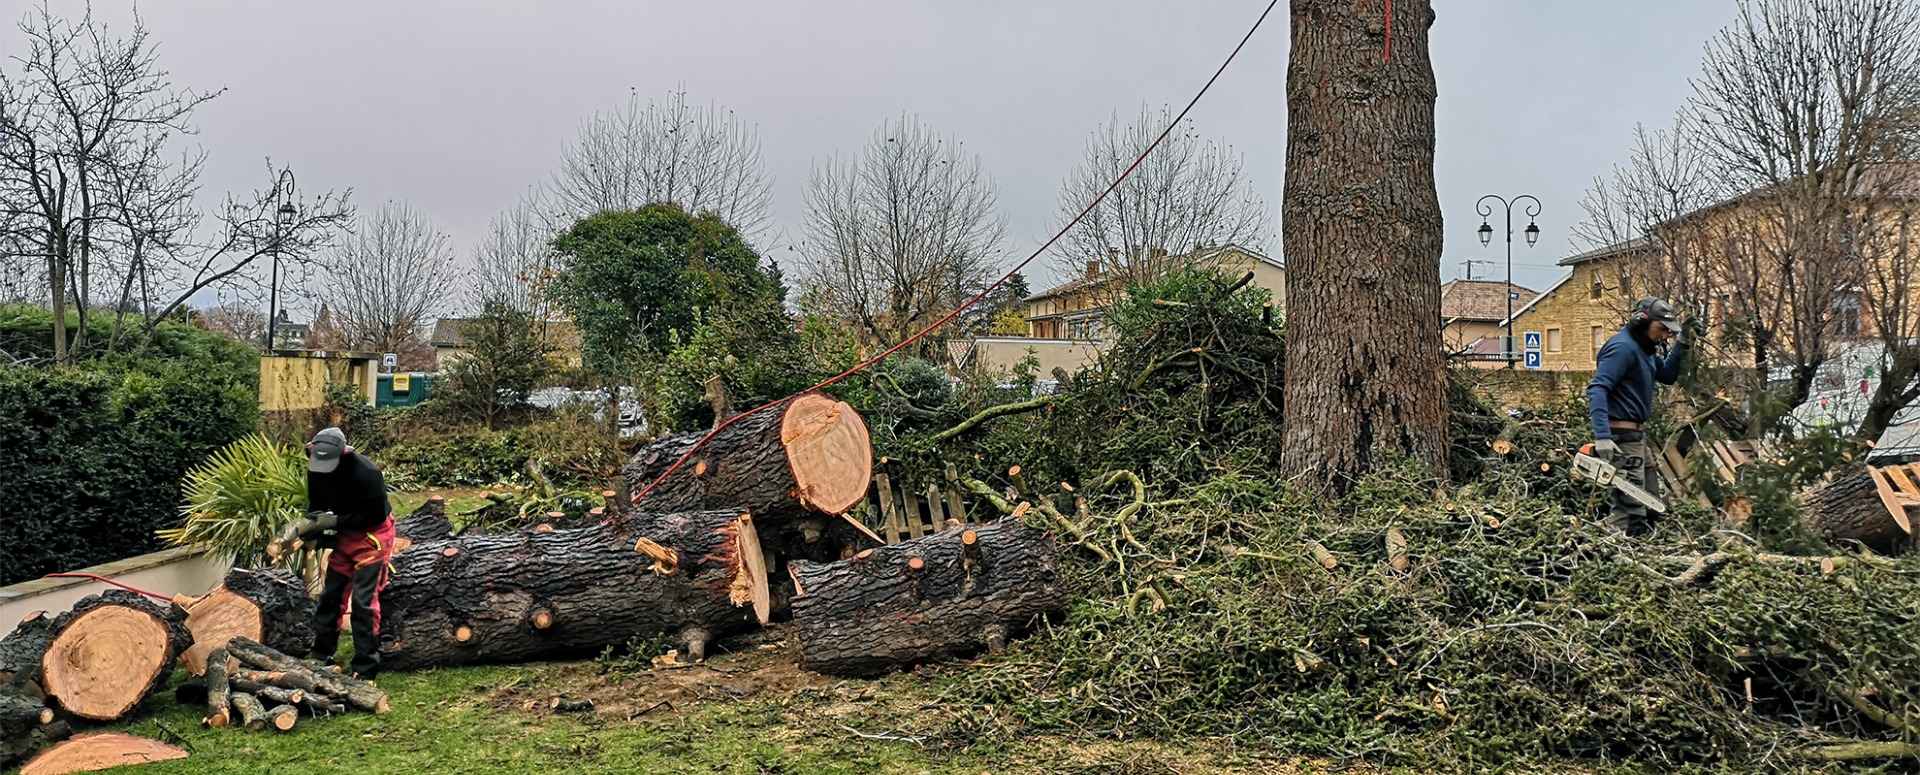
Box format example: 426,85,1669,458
377,510,768,671
623,392,872,523
202,647,232,727
394,496,457,549
1801,466,1915,554
18,733,186,775
0,591,191,722
227,637,389,714
789,521,1068,677
180,568,314,676
229,692,268,731
1279,0,1449,489
0,691,67,768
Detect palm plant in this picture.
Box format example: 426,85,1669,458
159,434,316,581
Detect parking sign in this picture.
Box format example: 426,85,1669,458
1524,350,1543,370
1523,331,1543,352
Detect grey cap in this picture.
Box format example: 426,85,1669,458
308,427,347,473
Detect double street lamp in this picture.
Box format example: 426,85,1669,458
1475,194,1540,368
265,170,298,352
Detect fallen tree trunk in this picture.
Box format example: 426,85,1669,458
180,568,314,676
1801,466,1914,554
377,510,768,670
790,520,1069,677
19,733,187,775
624,392,872,523
0,591,191,722
0,690,67,768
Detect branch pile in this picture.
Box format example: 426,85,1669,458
177,637,388,734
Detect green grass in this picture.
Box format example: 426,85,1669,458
389,487,495,520
98,660,1311,775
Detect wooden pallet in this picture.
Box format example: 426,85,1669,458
1657,436,1781,510
1868,462,1920,535
862,463,971,544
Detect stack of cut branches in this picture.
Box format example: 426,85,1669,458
176,637,389,733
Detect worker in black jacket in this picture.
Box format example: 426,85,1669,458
297,426,394,679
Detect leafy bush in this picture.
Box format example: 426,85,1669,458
378,411,620,490
0,305,258,584
437,301,553,428
157,434,316,579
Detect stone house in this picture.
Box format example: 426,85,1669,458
431,317,584,371
1439,279,1537,366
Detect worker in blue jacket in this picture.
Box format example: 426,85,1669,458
1586,298,1688,535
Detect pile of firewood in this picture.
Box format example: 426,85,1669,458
176,637,389,732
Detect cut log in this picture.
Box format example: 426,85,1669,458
228,637,389,714
230,692,268,730
181,568,314,676
1801,466,1915,554
301,694,348,717
0,690,68,767
378,510,767,671
19,733,186,775
203,646,231,727
228,678,304,708
265,703,299,732
623,392,872,523
789,520,1069,677
0,591,191,722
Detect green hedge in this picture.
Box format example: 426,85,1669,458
0,307,258,585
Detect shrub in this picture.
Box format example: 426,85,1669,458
438,301,553,428
157,434,316,580
0,306,258,584
377,411,621,490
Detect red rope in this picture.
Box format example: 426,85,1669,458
1383,0,1394,62
42,573,172,601
631,0,1282,507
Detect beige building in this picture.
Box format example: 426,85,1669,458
432,317,584,371
1439,279,1538,366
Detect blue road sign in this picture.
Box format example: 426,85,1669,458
1523,331,1543,352
1524,350,1543,370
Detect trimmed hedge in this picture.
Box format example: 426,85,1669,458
0,307,258,585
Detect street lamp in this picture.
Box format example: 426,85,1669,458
265,170,297,351
1475,193,1541,368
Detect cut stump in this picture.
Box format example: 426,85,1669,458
790,520,1068,677
1801,466,1915,554
0,591,191,722
19,733,186,775
180,568,313,676
624,392,872,524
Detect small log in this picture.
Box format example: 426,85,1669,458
265,704,299,732
302,694,348,717
1385,528,1410,574
228,678,303,708
1800,466,1914,553
602,490,619,514
228,638,388,714
203,647,231,727
378,510,768,671
790,520,1068,677
19,733,185,775
623,392,873,524
230,692,268,730
551,696,595,714
0,590,192,722
1305,540,1339,572
181,568,313,676
231,669,317,695
0,690,69,767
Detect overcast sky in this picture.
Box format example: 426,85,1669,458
3,0,1738,313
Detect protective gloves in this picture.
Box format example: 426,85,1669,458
1592,439,1620,460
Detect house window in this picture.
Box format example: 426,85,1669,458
1589,273,1604,300
1592,325,1606,352
1833,292,1862,337
1546,328,1563,353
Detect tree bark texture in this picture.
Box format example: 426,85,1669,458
0,691,67,768
0,590,191,721
1279,0,1449,488
394,498,457,546
624,393,873,523
377,510,765,671
180,568,314,676
1801,467,1915,554
789,521,1068,677
227,637,389,714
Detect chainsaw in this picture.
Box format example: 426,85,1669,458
1571,445,1668,514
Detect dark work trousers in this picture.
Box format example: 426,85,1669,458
311,514,395,677
1603,431,1659,536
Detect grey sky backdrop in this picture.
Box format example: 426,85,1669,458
4,0,1738,313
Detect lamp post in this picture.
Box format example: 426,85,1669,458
1475,194,1541,368
265,170,297,351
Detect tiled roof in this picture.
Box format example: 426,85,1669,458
430,318,475,348
1440,280,1537,322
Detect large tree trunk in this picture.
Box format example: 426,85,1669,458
0,591,191,722
624,393,872,524
19,733,187,775
1279,0,1449,489
180,568,314,676
1801,466,1915,554
377,510,768,671
789,521,1068,677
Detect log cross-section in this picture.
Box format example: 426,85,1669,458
0,590,192,722
180,568,313,676
624,392,872,522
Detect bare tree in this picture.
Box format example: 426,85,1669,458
470,191,556,318
1687,0,1920,422
327,202,456,360
798,113,1005,350
0,4,351,360
196,302,266,348
1051,106,1271,287
551,88,771,236
1854,172,1920,441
